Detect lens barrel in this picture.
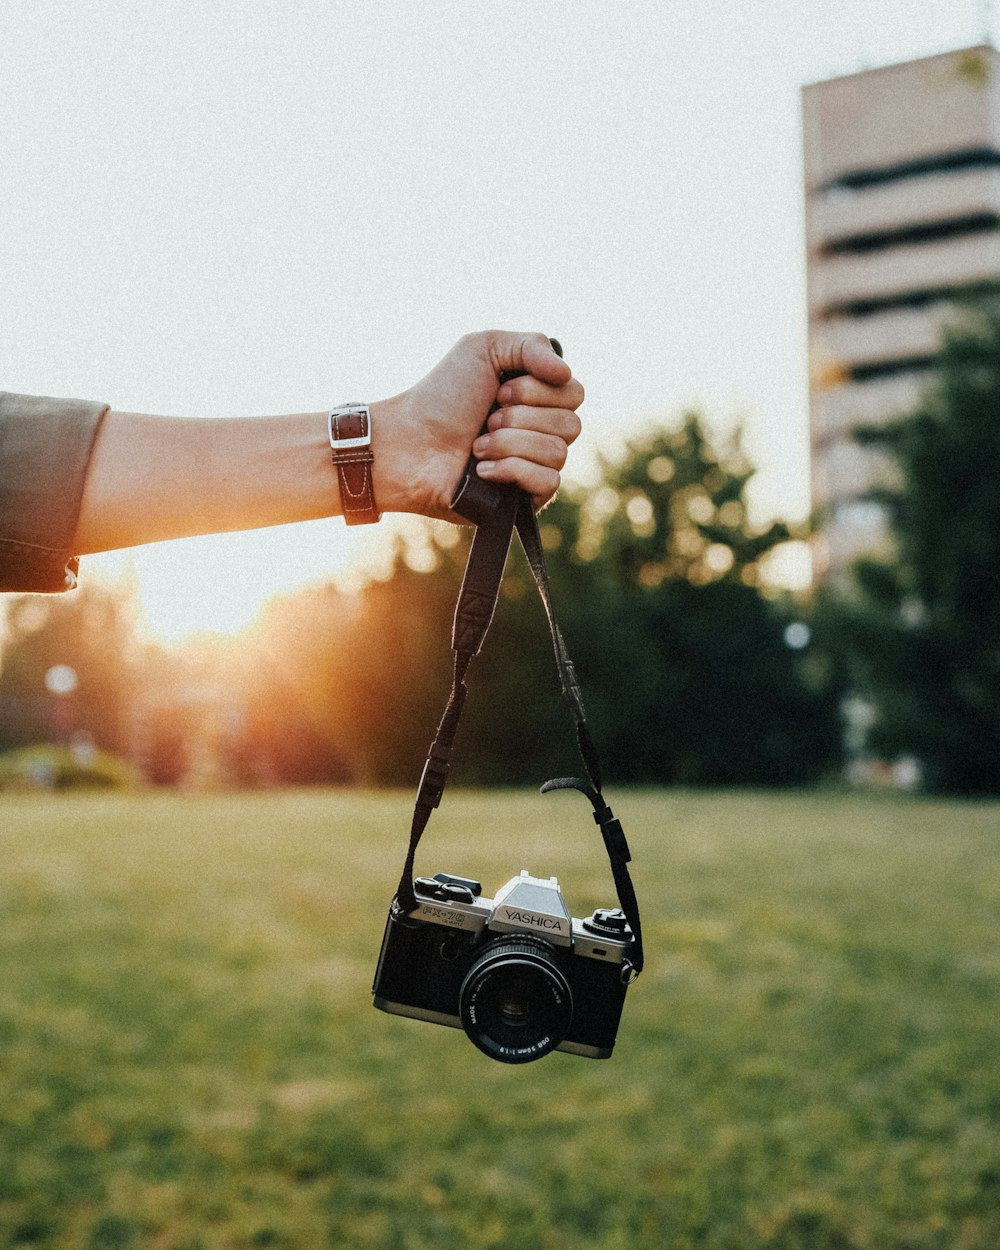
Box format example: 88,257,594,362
459,935,573,1064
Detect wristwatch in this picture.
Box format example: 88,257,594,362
328,403,380,525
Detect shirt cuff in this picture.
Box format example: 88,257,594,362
0,391,110,593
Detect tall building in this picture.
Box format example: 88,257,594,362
803,45,1000,577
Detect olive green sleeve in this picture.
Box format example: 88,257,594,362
0,391,110,593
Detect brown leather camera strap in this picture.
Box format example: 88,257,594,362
393,451,644,977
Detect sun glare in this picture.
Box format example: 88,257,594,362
86,521,395,644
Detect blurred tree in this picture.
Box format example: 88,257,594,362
260,569,456,787
552,417,839,785
0,582,140,758
226,546,463,788
823,309,1000,794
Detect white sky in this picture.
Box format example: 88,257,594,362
1,0,990,638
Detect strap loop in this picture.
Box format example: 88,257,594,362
539,776,642,972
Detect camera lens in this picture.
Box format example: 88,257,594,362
459,936,573,1064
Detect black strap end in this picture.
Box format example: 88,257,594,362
451,468,519,529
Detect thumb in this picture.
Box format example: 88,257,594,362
488,331,572,386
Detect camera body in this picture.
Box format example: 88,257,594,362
372,870,636,1063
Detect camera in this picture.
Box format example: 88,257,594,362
372,869,637,1064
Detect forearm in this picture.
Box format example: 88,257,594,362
70,332,583,557
73,407,359,554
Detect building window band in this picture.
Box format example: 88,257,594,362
817,279,1000,319
819,146,1000,193
848,355,938,383
821,213,1000,257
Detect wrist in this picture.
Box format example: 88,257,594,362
369,391,438,517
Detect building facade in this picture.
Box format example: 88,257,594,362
803,45,1000,577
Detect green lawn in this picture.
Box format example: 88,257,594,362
1,788,998,1250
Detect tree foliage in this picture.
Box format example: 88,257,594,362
549,418,837,785
593,413,793,590
827,308,1000,793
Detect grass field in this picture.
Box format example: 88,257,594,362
1,787,998,1250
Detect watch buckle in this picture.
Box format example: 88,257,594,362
328,406,372,450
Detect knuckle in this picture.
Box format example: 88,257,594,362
462,329,493,359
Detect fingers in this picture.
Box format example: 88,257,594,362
472,419,573,511
476,455,561,510
473,427,569,473
495,372,585,414
486,403,582,445
470,360,584,508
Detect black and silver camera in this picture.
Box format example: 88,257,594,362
372,362,644,1063
372,869,637,1064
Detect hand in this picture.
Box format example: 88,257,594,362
371,331,584,520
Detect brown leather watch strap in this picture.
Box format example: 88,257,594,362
328,404,380,525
